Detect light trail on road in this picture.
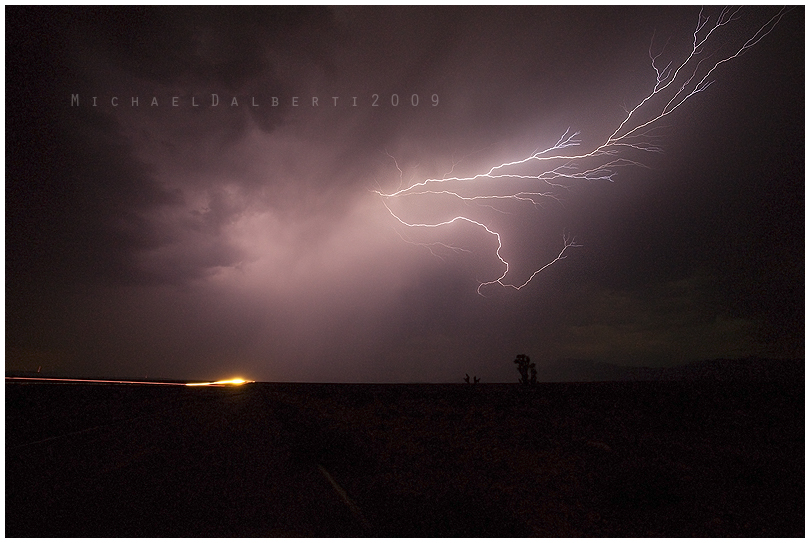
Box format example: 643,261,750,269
5,377,186,385
6,377,254,386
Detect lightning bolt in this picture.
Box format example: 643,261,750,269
375,7,790,296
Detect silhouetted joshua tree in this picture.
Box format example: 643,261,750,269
464,373,470,383
474,376,480,384
514,354,536,385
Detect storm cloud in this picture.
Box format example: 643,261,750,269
6,6,802,381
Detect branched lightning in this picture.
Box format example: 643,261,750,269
374,7,789,295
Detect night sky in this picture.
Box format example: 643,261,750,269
6,6,803,382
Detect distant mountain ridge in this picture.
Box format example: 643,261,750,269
536,357,803,382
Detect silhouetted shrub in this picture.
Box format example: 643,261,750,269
513,354,536,385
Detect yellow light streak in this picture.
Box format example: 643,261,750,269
184,378,253,387
5,376,254,386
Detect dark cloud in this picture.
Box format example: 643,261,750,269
6,6,802,381
64,6,336,132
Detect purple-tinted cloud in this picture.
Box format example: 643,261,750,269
6,6,802,381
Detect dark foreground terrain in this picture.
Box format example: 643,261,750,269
6,380,804,537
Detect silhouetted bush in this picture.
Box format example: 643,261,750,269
513,354,536,385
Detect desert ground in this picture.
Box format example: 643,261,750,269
5,379,804,537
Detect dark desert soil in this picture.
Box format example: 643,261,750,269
5,380,804,537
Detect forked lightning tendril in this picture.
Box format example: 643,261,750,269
374,7,789,295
